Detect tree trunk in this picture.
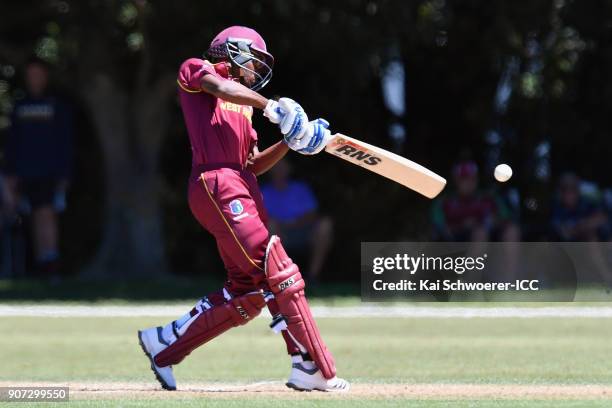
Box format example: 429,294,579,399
80,73,172,278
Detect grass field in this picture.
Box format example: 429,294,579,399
2,304,612,407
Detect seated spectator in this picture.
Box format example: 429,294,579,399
431,161,519,242
261,159,333,283
551,173,609,241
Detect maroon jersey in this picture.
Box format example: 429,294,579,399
432,194,503,232
177,58,257,167
446,196,496,228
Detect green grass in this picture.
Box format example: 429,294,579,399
3,317,612,384
0,317,612,384
2,314,612,407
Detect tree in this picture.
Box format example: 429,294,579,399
2,0,611,279
0,0,176,277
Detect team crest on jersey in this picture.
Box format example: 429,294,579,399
229,199,244,215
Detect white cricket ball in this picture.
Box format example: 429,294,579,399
494,164,513,182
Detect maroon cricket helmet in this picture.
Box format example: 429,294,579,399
206,26,274,91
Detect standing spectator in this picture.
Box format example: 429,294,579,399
551,173,609,241
431,161,520,242
4,58,74,278
261,159,333,283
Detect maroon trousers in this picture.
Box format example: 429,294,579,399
187,165,299,355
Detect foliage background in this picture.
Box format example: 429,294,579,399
0,0,610,281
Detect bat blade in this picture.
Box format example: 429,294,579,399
324,134,446,198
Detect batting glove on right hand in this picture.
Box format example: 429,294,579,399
294,118,334,155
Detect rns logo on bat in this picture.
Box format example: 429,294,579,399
334,143,382,166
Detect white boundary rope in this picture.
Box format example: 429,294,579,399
2,304,612,318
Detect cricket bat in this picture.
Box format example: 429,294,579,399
325,134,446,199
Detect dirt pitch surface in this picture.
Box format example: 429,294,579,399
2,381,612,400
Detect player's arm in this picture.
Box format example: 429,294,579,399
190,62,332,156
247,142,290,176
200,74,269,110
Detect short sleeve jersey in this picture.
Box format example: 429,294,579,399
177,58,257,167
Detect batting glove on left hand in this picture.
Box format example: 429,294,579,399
263,98,309,143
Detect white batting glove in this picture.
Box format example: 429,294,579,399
263,99,282,123
263,98,309,144
294,118,334,155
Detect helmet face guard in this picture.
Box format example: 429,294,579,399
207,37,274,91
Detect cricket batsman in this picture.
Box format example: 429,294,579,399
137,26,349,392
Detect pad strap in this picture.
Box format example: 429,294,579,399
154,291,265,367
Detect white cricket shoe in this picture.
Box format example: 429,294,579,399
138,327,177,391
286,362,350,392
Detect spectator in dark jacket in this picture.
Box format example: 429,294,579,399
5,58,74,278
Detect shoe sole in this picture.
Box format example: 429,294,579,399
286,381,349,393
137,330,176,391
285,382,312,392
286,382,311,392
